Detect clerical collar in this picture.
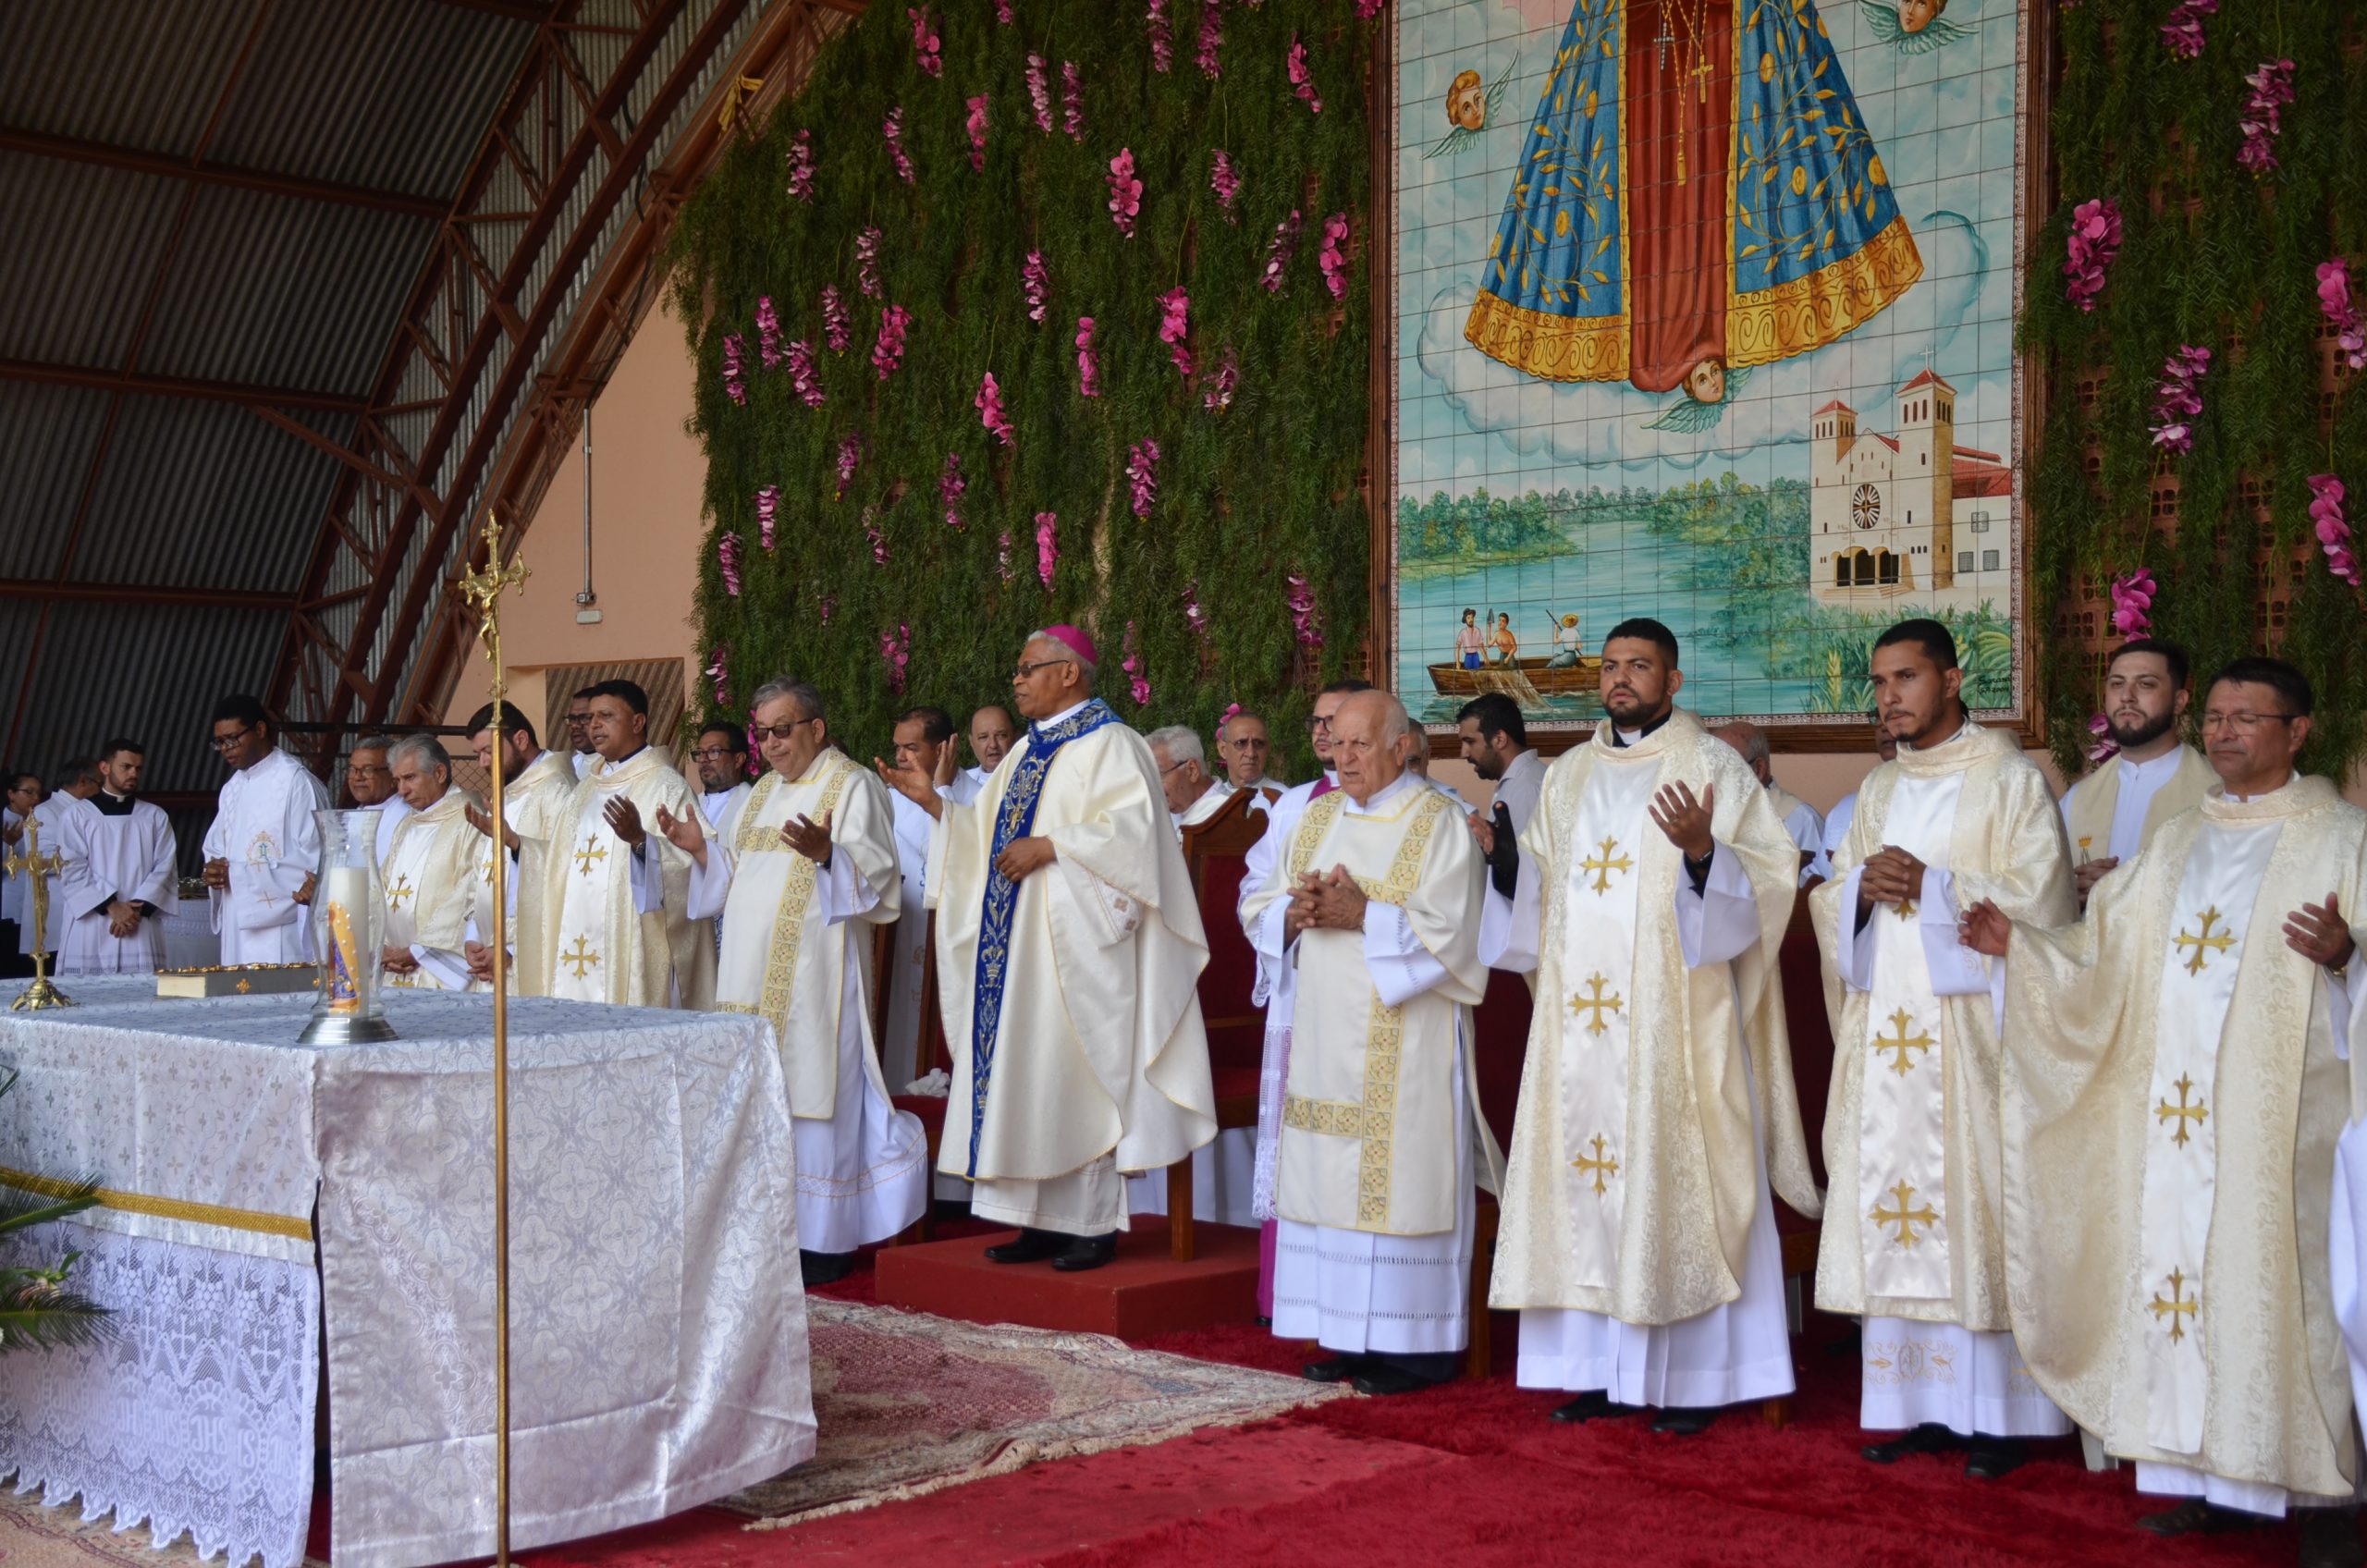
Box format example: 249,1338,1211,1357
92,790,134,817
596,746,646,776
2116,744,2184,781
2224,770,2301,804
1611,708,1673,747
1343,771,1421,818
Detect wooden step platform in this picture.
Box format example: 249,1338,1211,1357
877,1217,1261,1339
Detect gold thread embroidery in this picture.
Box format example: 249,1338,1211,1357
748,759,855,1036
0,1167,311,1242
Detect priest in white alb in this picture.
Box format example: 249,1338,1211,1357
1478,619,1821,1431
1240,690,1497,1394
202,694,329,964
54,740,177,975
649,678,928,1284
533,680,712,1007
1968,657,2367,1560
461,701,578,991
1810,619,2077,1479
2058,638,2216,910
1148,725,1233,831
374,735,482,992
877,626,1217,1272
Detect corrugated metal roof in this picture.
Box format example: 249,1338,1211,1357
0,153,184,370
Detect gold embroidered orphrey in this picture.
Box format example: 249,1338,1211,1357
559,935,599,979
573,833,608,876
1573,1133,1620,1194
1578,835,1633,895
1566,973,1625,1037
1870,1180,1938,1247
1871,1007,1934,1077
2156,1073,2208,1148
735,758,856,1035
2173,905,2237,974
2149,1268,2199,1344
1279,789,1450,1228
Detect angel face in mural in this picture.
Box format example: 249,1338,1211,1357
1466,0,1924,407
1449,69,1490,131
1425,55,1521,160
1860,0,1975,52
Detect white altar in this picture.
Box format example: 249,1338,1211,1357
0,983,816,1568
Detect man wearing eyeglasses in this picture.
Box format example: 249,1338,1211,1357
876,626,1217,1273
201,693,329,965
690,720,753,830
1968,656,2367,1559
1147,726,1231,832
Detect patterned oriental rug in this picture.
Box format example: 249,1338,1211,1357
723,1298,1351,1528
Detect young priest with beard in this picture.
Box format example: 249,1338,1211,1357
2057,639,2215,910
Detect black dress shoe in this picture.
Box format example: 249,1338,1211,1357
984,1228,1063,1264
1963,1437,2026,1479
799,1249,855,1286
1861,1423,1965,1464
1550,1390,1642,1424
1650,1407,1718,1436
2136,1499,2263,1537
2299,1510,2366,1568
1049,1231,1118,1271
1350,1362,1447,1396
1304,1354,1366,1383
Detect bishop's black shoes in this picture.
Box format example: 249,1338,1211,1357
1303,1354,1367,1384
983,1228,1064,1264
1550,1390,1642,1424
1649,1407,1719,1436
1962,1437,2027,1479
1860,1423,1965,1464
1049,1231,1118,1271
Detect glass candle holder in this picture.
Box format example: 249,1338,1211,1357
297,808,399,1045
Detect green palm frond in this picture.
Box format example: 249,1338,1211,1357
0,1178,101,1239
0,1272,113,1353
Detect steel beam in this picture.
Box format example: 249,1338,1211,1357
0,578,297,612
0,358,367,414
0,129,445,221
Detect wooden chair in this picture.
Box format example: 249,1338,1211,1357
886,911,950,1243
1170,788,1270,1261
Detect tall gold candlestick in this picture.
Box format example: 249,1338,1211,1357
5,815,73,1011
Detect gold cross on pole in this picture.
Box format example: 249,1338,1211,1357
559,936,600,979
1566,973,1625,1037
2155,1073,2208,1148
2172,907,2236,975
1870,1008,1934,1076
1579,836,1633,895
5,815,73,1011
1572,1133,1620,1194
573,833,608,876
2148,1268,2199,1343
1870,1180,1938,1247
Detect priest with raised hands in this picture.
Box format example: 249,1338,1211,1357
54,740,177,975
647,678,927,1284
376,735,482,991
1966,656,2367,1562
202,694,328,965
2058,638,2216,910
1810,619,2076,1479
533,679,712,1008
875,625,1216,1274
1242,689,1497,1395
1475,619,1820,1431
461,702,576,989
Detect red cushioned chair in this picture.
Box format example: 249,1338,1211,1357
1171,789,1270,1261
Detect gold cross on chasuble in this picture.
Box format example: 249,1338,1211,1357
1871,1008,1934,1076
2155,1074,2208,1147
1579,836,1633,895
386,874,416,911
1572,1133,1620,1194
2149,1268,2198,1343
1566,973,1625,1037
559,936,600,978
573,833,608,876
1870,1181,1937,1247
2173,907,2236,974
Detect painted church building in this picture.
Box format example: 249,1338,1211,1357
1809,370,2011,611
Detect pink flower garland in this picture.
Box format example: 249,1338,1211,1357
786,129,816,202
1075,316,1100,397
966,94,989,173
1210,149,1242,222
1026,55,1054,133
872,304,912,380
786,338,824,408
2147,345,2210,453
909,6,941,77
997,532,1014,582
2310,474,2361,586
2237,59,2296,175
1288,36,1322,114
976,371,1013,446
754,484,779,549
721,332,748,405
2319,260,2366,372
835,433,862,498
1202,349,1238,412
1122,622,1151,707
1127,440,1160,519
1318,212,1350,300
940,452,966,531
707,645,732,709
1355,0,1384,17
865,510,890,565
881,622,911,694
994,0,1012,22
1036,511,1059,586
2159,0,2214,61
1147,0,1173,73
822,286,852,352
1062,62,1085,142
1159,287,1192,377
2108,568,2155,637
2063,198,2120,313
717,532,743,596
1108,149,1143,238
1287,573,1324,648
1024,251,1050,322
754,295,783,369
856,227,884,298
884,106,914,184
1196,0,1222,78
1262,209,1305,293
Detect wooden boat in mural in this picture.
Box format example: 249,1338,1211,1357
1426,655,1602,706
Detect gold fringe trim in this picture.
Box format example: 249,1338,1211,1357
1464,288,1630,384
1727,214,1923,369
0,1167,312,1242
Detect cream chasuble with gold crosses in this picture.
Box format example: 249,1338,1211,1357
539,748,711,1008
2005,776,2367,1504
481,746,577,994
380,788,481,990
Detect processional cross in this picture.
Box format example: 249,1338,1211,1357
5,818,72,1011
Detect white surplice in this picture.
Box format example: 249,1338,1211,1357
202,750,328,964
54,795,177,974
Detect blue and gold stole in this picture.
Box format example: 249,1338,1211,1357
965,697,1117,1176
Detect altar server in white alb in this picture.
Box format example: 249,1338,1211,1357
2057,638,2216,910
1241,690,1497,1395
877,625,1217,1273
375,735,483,991
534,680,712,1007
1810,619,2077,1479
461,702,579,989
1968,657,2367,1558
650,678,928,1284
1478,619,1821,1431
202,694,328,964
54,741,177,975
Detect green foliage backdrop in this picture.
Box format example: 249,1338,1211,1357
669,0,1374,767
2022,0,2367,776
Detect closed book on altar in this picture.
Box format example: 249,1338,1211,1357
155,965,321,998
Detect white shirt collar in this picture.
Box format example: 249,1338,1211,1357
2226,770,2300,804
2117,744,2185,783
1343,771,1420,816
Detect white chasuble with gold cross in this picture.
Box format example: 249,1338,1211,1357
2006,777,2367,1504
540,748,711,1009
380,789,482,990
480,747,577,994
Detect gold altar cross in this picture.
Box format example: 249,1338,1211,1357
1870,1181,1937,1247
1871,1008,1934,1077
2155,1073,2208,1148
1573,1133,1620,1194
1579,836,1633,895
2173,907,2235,975
387,873,416,912
4,819,72,1011
2148,1268,2199,1343
1566,973,1625,1037
573,833,608,876
559,937,600,979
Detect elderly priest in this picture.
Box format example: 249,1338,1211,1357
877,625,1216,1273
649,677,928,1284
1242,689,1498,1395
374,735,482,991
1965,657,2367,1557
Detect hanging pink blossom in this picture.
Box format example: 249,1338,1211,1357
1026,54,1054,133
976,371,1014,446
1023,251,1050,322
754,484,779,550
1158,287,1193,377
966,94,990,172
2108,568,2155,638
1286,573,1325,648
873,303,912,380
1355,0,1385,17
1318,212,1351,300
1062,61,1085,141
1183,581,1208,642
2062,198,2120,313
835,433,862,498
1127,439,1160,519
997,531,1014,582
2159,0,2214,60
856,227,885,299
745,721,763,772
786,338,825,408
754,296,784,369
993,0,1012,22
2319,260,2366,372
940,451,967,530
817,594,836,625
1036,510,1059,586
1107,148,1143,238
1288,35,1322,114
2310,474,2361,586
881,621,912,694
2085,712,2119,766
706,645,732,709
1196,0,1222,77
2147,345,2211,453
1261,208,1305,293
786,129,816,202
884,106,915,184
1202,348,1239,412
1147,0,1173,72
865,510,890,565
717,532,743,596
909,6,942,76
821,286,852,352
2237,59,2297,175
1121,622,1151,707
1075,316,1100,397
1210,149,1242,221
721,332,748,405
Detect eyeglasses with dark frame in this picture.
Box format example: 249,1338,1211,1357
689,746,744,761
208,726,258,751
1012,657,1075,680
749,719,822,742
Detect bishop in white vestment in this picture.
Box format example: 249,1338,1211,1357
55,745,176,975
202,698,328,965
376,737,483,992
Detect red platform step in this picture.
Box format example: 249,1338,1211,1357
876,1216,1261,1339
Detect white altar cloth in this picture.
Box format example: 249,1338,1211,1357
0,987,816,1568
